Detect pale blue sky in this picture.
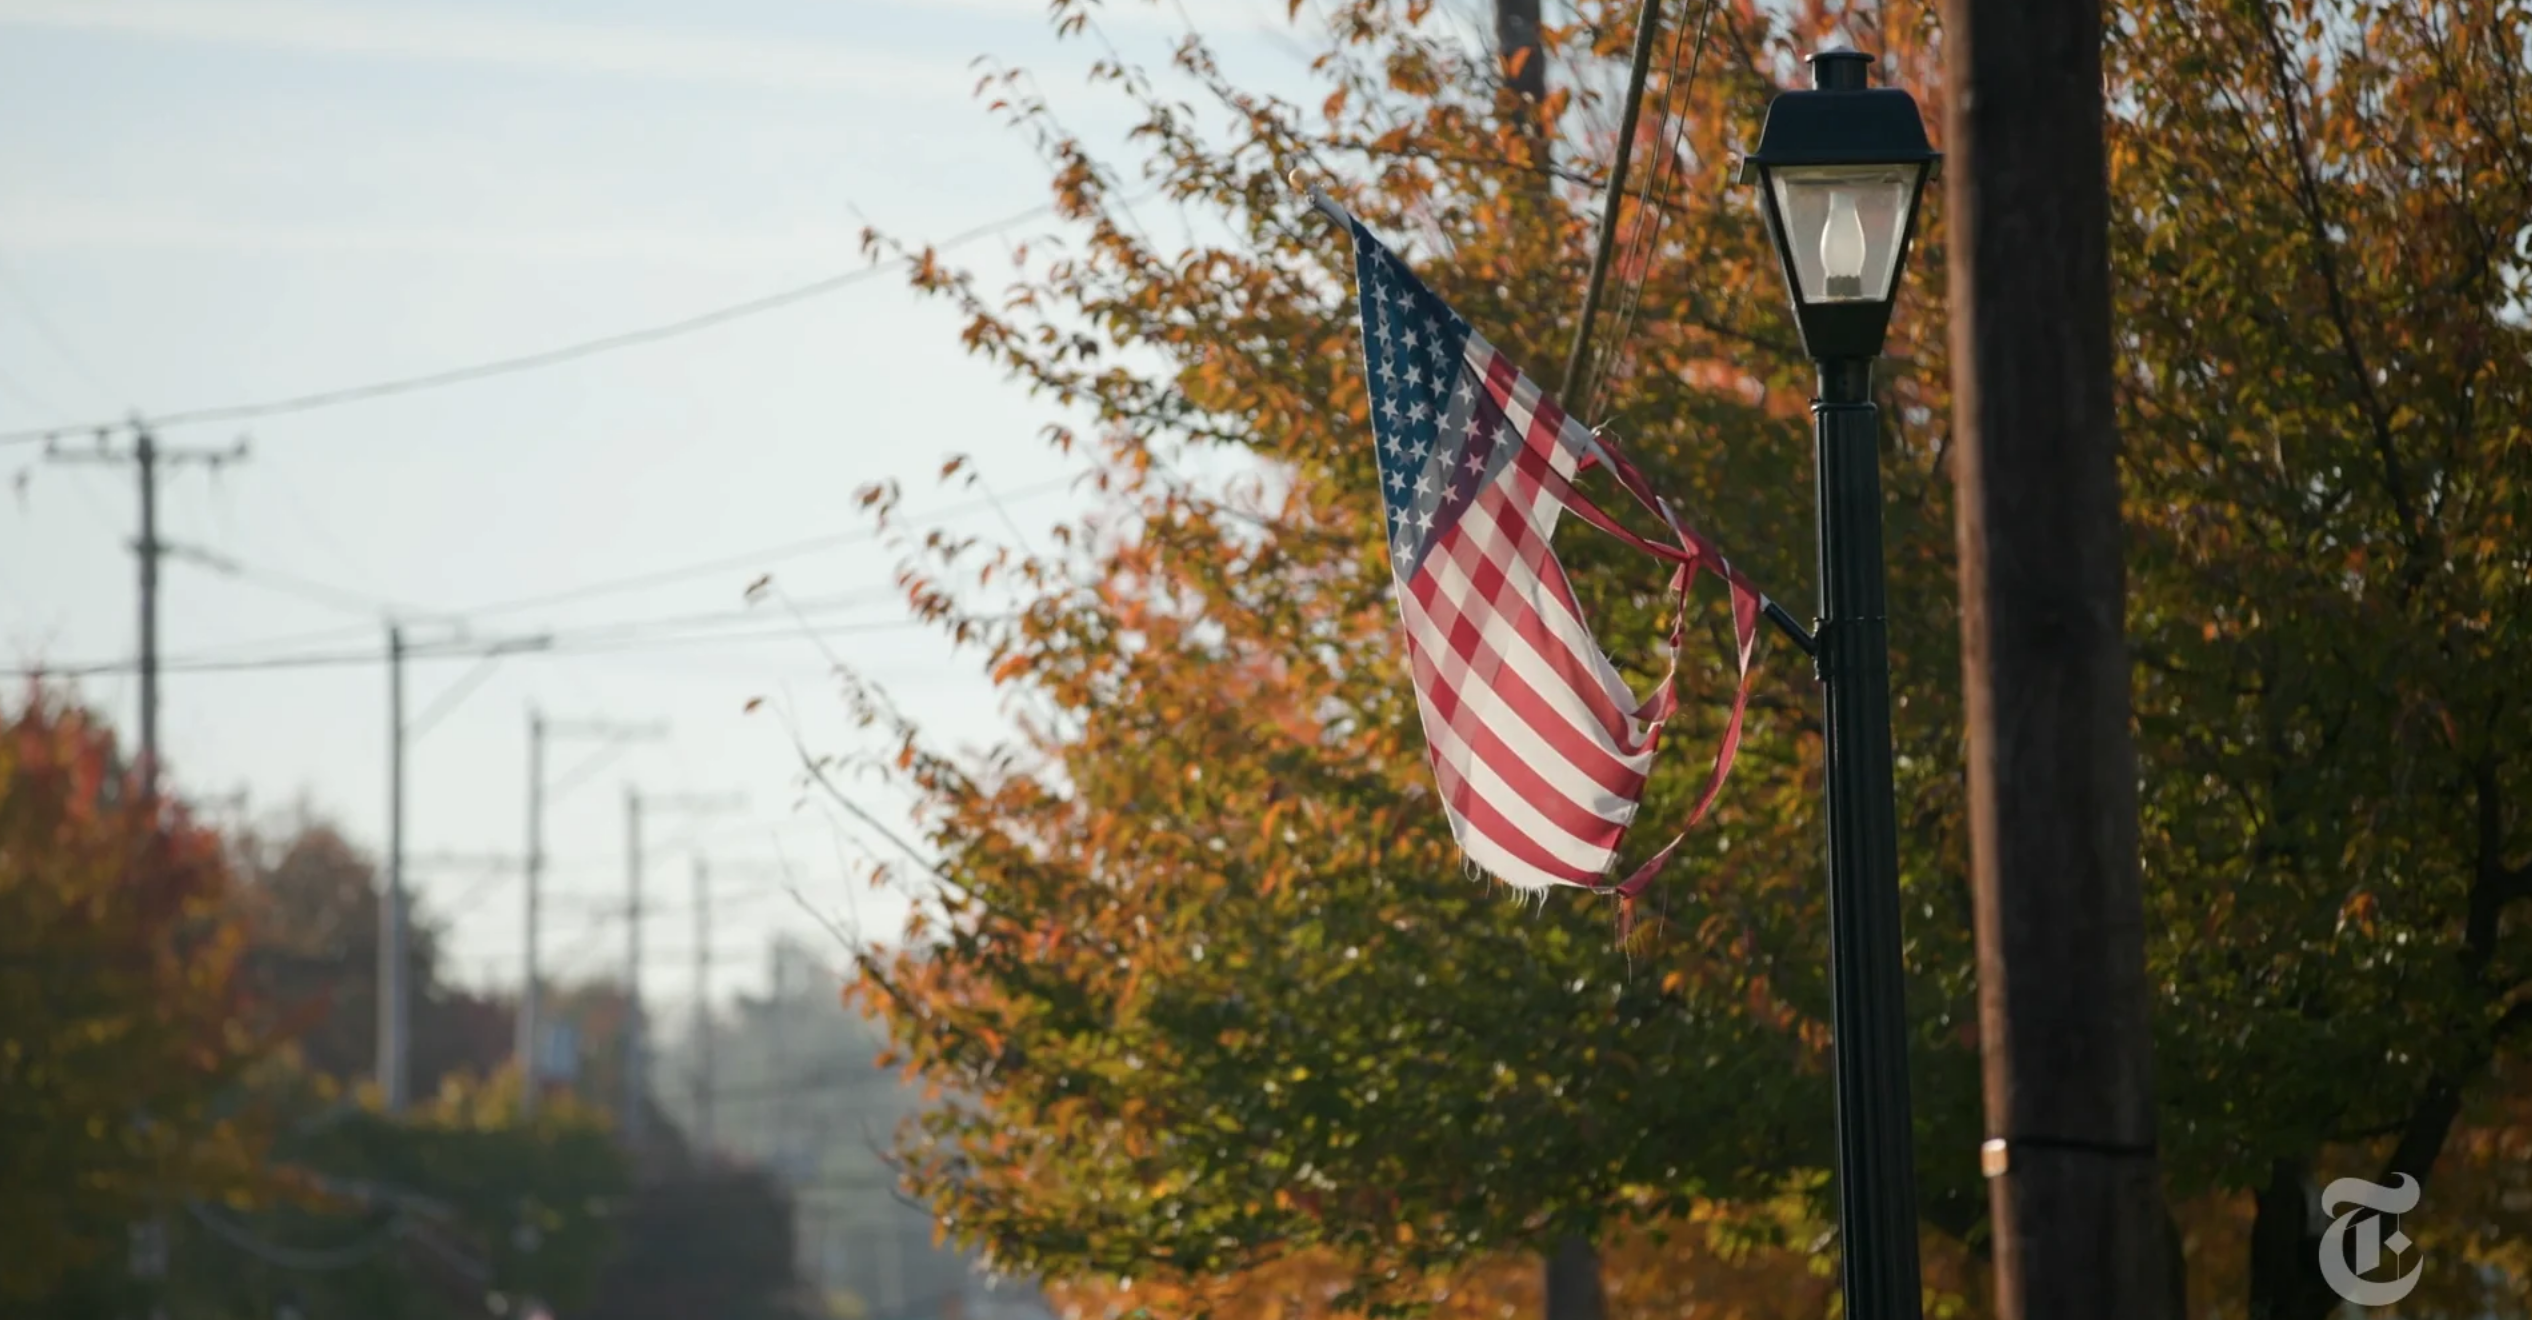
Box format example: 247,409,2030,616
0,0,1325,1011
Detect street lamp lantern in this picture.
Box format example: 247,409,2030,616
1735,48,1940,362
1732,47,1940,1320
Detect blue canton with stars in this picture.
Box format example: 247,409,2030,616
1352,221,1529,579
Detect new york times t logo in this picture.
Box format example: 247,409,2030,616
2318,1174,2423,1307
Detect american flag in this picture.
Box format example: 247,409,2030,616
1346,215,1760,899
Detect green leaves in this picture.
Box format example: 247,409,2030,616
0,695,275,1305
846,0,2532,1311
2110,0,2532,1199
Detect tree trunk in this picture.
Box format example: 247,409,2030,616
1544,1235,1605,1320
1493,0,1544,101
2247,1158,2341,1320
1494,0,1552,215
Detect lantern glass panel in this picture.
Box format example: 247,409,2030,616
1767,163,1920,306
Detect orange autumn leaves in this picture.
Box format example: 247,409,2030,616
0,696,273,1302
840,0,2532,1314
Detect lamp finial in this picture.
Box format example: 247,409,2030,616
1807,48,1873,91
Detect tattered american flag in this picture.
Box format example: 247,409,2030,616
1345,214,1763,903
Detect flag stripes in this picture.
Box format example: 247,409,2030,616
1352,221,1703,892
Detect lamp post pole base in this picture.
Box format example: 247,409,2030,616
1814,356,1925,1320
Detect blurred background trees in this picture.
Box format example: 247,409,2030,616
0,685,837,1319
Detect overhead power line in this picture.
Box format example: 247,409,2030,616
1592,0,1719,412
0,256,124,404
1556,0,1668,419
135,475,1074,667
5,609,994,679
0,199,1080,447
163,539,439,621
453,474,1076,619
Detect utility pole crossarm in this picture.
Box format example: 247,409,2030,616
639,792,748,812
542,718,672,739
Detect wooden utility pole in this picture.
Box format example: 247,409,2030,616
381,628,545,1114
522,716,666,1121
137,430,160,777
692,854,715,1153
620,788,740,1153
382,624,410,1112
41,420,246,785
1941,2,2178,1316
522,709,545,1120
624,787,647,1149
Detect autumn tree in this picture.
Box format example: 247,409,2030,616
2110,0,2532,1313
841,0,1978,1310
154,1065,631,1320
0,691,273,1307
240,815,515,1095
833,0,2531,1314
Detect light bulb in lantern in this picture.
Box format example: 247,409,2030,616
1821,188,1868,299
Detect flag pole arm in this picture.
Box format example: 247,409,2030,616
1288,170,1355,229
1762,599,1817,657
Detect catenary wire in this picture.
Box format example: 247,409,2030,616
1593,0,1719,410
1587,0,1695,409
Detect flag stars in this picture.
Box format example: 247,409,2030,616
1354,243,1493,558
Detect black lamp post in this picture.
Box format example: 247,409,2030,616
1735,48,1940,1320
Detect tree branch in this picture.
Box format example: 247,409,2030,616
2372,760,2529,1190
2246,2,2416,538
